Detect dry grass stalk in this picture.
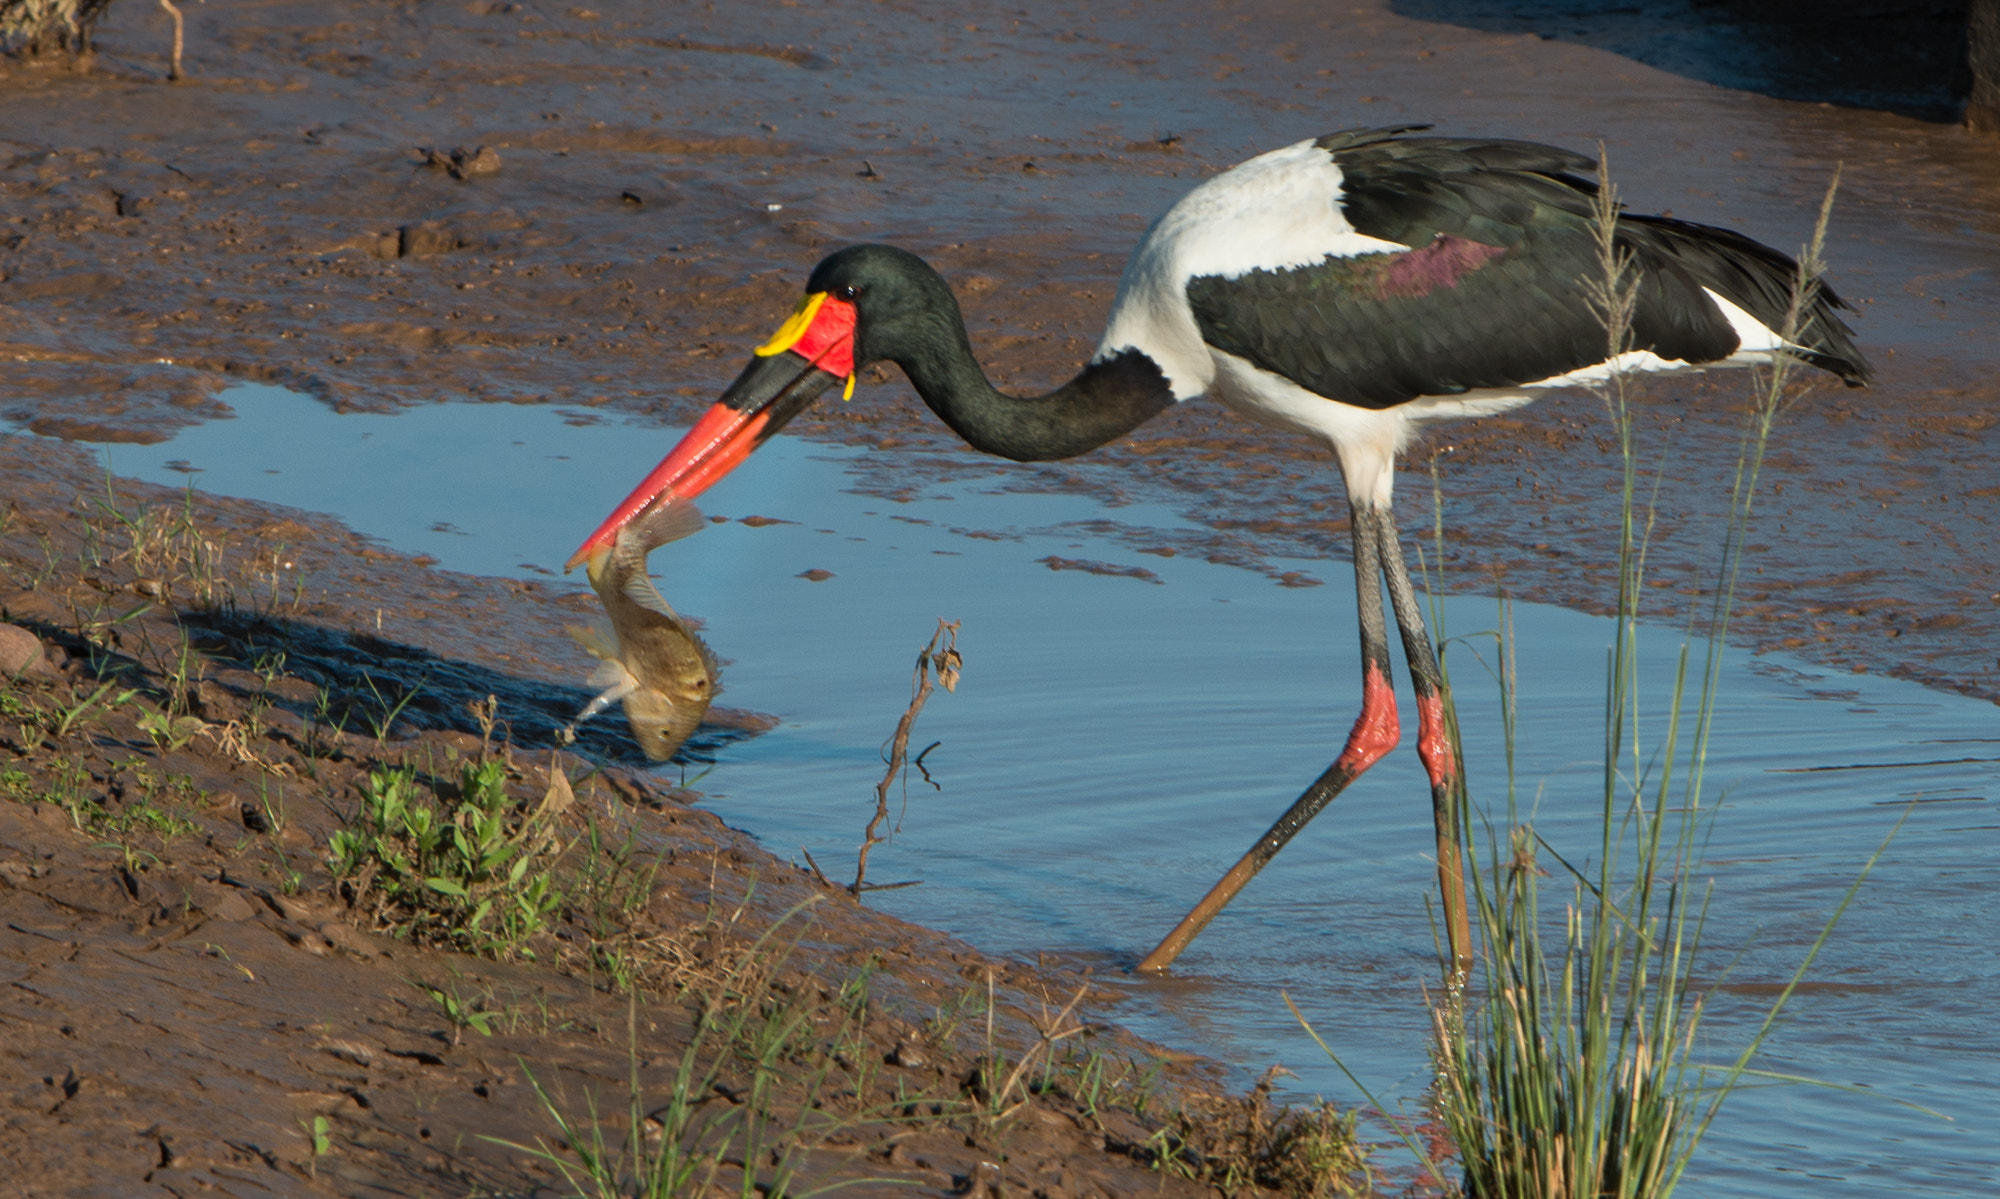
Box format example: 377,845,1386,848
1156,1067,1372,1198
156,0,202,81
849,618,961,896
983,979,1091,1120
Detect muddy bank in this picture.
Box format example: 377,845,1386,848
2,0,1997,708
0,435,1380,1197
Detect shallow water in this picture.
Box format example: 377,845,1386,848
62,383,2000,1197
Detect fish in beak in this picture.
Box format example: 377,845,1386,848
567,499,719,761
567,290,858,571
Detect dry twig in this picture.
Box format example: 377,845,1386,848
850,619,961,896
157,0,201,81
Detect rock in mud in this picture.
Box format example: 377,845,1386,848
398,220,466,257
200,889,257,922
318,921,381,959
0,623,52,680
422,145,502,180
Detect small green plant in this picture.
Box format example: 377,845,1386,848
301,1114,332,1177
9,757,202,846
505,908,864,1199
415,979,498,1046
357,671,424,743
83,480,231,608
921,984,986,1050
302,685,350,761
568,813,660,938
137,707,208,753
50,678,139,739
43,757,96,829
253,775,287,837
328,761,566,957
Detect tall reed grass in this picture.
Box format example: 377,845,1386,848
1418,157,1903,1199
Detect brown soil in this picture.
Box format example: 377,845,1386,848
1,0,1995,705
2,0,1999,1191
0,438,1372,1197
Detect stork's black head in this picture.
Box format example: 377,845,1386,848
805,243,964,369
567,243,955,569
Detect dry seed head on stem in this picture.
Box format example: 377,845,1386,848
850,619,962,896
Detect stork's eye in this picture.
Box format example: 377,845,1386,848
837,284,860,301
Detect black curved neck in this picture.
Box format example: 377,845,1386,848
875,276,1175,463
902,342,1176,462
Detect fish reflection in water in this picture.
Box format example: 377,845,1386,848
567,501,719,760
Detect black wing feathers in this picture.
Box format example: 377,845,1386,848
1189,129,1869,411
1618,214,1867,383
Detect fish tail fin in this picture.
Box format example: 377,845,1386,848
611,501,707,620
565,616,620,661
627,500,709,555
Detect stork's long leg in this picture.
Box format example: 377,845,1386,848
1374,506,1473,983
1136,503,1403,973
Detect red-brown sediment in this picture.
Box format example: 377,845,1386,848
3,0,1999,1188
0,435,1277,1197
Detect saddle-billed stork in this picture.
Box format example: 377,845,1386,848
569,125,1869,974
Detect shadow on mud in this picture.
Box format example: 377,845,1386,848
125,606,767,770
1396,0,1972,120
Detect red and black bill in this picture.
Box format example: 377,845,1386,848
567,291,858,570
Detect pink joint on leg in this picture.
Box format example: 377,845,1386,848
1415,692,1455,788
1334,662,1401,774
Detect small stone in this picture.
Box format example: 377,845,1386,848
206,891,256,922
319,1039,374,1067
320,922,379,959
454,145,502,178
888,1041,928,1069
398,220,463,257
0,623,52,680
280,925,332,956
270,893,319,923
424,145,501,180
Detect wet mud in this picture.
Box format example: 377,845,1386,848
2,0,1997,706
3,0,1999,1191
0,437,1303,1197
